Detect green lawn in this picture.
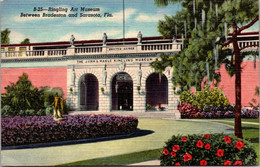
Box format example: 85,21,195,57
199,118,259,123
59,119,259,166
241,118,259,123
215,118,259,123
2,118,234,166
59,148,162,166
57,118,234,166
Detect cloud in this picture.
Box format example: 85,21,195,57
9,31,37,44
135,13,162,22
13,5,71,22
58,29,122,42
58,32,85,42
125,30,139,38
86,29,122,40
71,8,136,24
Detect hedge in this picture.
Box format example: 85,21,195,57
160,133,257,166
1,114,138,146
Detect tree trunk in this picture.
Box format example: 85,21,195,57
232,23,243,139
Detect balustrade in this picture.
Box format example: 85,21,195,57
48,49,67,56
1,38,258,60
141,44,174,51
75,47,102,54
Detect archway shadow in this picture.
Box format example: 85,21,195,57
2,129,154,150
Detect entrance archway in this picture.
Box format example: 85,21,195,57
146,73,168,111
79,74,99,111
111,72,133,111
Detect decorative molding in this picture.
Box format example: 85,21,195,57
2,57,65,63
1,52,175,63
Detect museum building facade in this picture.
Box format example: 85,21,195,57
1,34,183,116
1,32,259,116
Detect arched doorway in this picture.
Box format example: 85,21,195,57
146,73,168,111
79,74,99,111
111,72,133,111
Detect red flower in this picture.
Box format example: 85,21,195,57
224,136,231,143
196,140,204,148
200,160,207,166
216,149,224,157
172,145,180,152
163,148,169,155
183,153,192,162
224,160,232,166
204,143,211,150
175,162,181,166
203,134,210,139
171,151,176,157
181,136,187,142
234,160,242,166
235,141,244,149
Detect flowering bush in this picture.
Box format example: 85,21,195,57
177,103,201,118
242,109,259,118
178,102,235,119
160,134,257,166
1,114,138,146
199,110,235,119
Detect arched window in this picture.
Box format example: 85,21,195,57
79,74,99,111
146,73,168,111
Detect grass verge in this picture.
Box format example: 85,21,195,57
58,148,162,166
198,118,259,123
217,118,259,123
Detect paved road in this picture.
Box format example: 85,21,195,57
1,118,233,166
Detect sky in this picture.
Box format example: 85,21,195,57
1,0,182,44
1,0,259,44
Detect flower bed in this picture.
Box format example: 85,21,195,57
242,109,259,118
178,102,259,119
160,134,257,166
1,114,138,146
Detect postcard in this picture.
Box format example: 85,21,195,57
1,0,259,166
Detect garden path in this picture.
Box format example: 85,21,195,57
1,118,233,166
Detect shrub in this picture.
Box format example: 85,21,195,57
177,102,201,118
1,73,44,112
179,91,194,105
160,134,257,166
178,102,235,118
223,111,235,118
180,86,230,110
40,86,68,115
45,106,53,116
1,105,14,117
1,78,68,117
36,109,45,116
1,114,138,146
242,109,259,118
40,86,64,107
